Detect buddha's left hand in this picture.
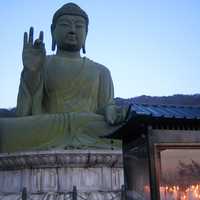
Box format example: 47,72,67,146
105,105,128,125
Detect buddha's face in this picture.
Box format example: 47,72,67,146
52,15,87,52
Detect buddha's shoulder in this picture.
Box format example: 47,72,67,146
45,55,110,73
84,57,111,73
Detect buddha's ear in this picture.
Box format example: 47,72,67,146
82,44,86,54
82,30,87,54
51,24,56,51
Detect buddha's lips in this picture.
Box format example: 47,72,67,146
65,35,77,43
66,33,76,39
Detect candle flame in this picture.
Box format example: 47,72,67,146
144,184,200,200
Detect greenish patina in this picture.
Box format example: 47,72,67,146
0,3,127,153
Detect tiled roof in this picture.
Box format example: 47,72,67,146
105,104,200,139
131,103,200,120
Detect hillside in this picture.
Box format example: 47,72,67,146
1,94,200,117
115,94,200,107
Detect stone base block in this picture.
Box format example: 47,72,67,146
0,150,124,200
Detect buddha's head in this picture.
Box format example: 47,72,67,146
51,3,89,53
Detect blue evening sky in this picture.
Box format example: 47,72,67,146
0,0,200,108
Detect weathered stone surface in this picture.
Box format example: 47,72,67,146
0,3,128,153
0,150,123,169
0,150,124,200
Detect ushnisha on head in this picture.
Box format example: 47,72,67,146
51,3,89,54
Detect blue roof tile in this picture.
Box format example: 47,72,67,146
131,104,200,119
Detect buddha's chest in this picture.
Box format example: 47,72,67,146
44,57,99,93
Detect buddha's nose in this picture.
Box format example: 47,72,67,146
68,31,75,36
69,24,76,33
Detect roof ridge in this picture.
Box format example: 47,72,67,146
132,103,200,109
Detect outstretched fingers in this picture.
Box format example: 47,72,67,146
39,31,44,42
28,27,34,44
23,32,28,48
23,27,45,50
34,31,45,49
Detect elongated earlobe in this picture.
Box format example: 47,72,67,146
51,24,56,51
51,38,56,51
82,44,86,54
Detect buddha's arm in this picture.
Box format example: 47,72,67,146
16,27,46,117
97,67,115,115
16,68,44,116
97,67,128,125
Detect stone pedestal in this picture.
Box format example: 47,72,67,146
0,150,124,200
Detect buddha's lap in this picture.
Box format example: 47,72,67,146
0,112,119,152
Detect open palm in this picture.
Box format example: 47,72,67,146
22,27,46,71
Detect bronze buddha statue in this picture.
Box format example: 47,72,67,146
0,3,127,152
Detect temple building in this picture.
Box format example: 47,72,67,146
1,102,200,200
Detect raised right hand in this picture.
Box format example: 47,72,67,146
22,27,46,71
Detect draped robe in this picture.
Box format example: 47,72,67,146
0,56,121,152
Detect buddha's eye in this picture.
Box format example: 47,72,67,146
76,24,84,29
58,23,70,27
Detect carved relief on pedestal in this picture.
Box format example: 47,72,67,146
0,150,124,200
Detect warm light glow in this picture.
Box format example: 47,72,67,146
160,184,200,200
145,184,200,200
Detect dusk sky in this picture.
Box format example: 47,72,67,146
0,0,200,108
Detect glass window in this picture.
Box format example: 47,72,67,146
159,148,200,200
